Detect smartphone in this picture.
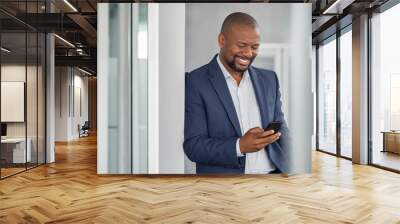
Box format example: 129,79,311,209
264,121,282,133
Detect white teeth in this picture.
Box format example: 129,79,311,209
238,58,249,64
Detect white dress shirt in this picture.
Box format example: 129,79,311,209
217,55,276,174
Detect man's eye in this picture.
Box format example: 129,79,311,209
252,46,259,50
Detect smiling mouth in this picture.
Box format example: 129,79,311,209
236,57,251,66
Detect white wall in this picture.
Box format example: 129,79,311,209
158,4,186,174
55,67,68,141
185,3,291,71
72,73,89,138
55,67,89,141
1,65,40,137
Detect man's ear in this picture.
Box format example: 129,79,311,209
218,33,225,49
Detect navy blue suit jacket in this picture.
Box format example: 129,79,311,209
184,55,289,174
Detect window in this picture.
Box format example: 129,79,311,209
340,29,352,158
318,37,337,154
371,3,400,171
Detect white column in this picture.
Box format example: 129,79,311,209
46,33,55,163
352,14,369,164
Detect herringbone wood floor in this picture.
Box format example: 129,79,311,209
1,134,400,224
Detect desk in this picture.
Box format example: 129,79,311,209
1,138,31,163
382,131,400,154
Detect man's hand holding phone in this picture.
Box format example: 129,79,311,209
239,127,281,154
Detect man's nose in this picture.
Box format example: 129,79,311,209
242,47,253,58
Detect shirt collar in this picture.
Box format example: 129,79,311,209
216,54,250,81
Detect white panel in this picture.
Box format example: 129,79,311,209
288,4,313,173
1,82,25,122
158,3,185,174
97,3,109,173
148,3,160,174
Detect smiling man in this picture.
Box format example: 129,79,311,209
184,12,289,174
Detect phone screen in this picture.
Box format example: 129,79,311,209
264,121,282,132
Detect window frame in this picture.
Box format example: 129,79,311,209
315,24,353,161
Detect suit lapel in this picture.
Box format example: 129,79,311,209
208,55,242,137
249,67,269,129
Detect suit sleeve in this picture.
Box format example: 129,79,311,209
183,74,239,167
273,72,287,131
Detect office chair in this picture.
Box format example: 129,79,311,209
79,121,90,138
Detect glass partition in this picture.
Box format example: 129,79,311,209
1,30,28,177
0,1,46,179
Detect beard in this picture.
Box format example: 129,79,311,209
225,55,255,73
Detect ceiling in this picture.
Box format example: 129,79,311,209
311,0,390,43
0,0,394,74
0,0,97,73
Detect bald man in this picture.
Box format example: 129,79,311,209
184,12,289,174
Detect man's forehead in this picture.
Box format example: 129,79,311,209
225,26,260,41
226,23,259,34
